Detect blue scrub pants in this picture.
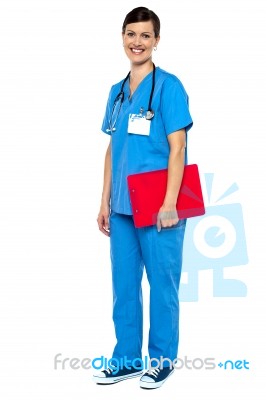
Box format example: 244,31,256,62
109,210,187,368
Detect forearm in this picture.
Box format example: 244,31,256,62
101,144,111,206
163,146,186,207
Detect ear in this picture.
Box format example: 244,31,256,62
155,35,161,46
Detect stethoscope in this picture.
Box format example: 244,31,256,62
107,63,156,133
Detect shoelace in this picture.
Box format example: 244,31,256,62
147,367,160,377
105,366,115,375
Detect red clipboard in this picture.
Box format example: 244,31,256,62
127,164,205,228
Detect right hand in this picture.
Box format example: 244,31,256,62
97,203,110,237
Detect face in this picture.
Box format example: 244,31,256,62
122,21,159,65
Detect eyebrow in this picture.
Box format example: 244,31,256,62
126,29,152,34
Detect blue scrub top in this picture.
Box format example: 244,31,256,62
101,66,193,215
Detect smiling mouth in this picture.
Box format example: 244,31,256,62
131,48,144,54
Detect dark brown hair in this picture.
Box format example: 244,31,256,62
122,7,160,38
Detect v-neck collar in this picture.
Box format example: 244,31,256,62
125,67,158,102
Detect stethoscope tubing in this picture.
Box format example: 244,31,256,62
107,63,156,132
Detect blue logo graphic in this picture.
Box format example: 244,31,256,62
180,173,249,301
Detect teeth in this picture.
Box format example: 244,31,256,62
132,49,143,53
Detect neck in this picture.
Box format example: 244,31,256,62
130,59,154,82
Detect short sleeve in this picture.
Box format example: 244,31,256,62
101,86,114,135
160,77,193,136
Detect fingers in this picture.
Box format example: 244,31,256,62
103,214,109,232
156,215,161,232
97,214,110,237
157,211,179,232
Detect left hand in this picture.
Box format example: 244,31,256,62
156,204,179,232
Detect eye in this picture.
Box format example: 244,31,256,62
127,32,134,37
142,34,150,39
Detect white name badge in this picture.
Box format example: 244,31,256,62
128,114,151,136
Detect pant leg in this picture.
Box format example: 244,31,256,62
137,219,187,367
109,210,144,363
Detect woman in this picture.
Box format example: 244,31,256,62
94,7,193,389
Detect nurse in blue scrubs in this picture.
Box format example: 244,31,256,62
94,7,193,389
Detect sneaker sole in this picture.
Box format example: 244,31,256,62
93,371,143,385
139,369,174,389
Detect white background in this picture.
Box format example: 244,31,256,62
0,0,265,398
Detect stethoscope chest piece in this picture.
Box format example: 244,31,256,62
145,110,154,120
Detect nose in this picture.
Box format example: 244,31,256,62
133,35,142,46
